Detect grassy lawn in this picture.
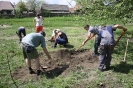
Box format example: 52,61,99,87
0,16,133,88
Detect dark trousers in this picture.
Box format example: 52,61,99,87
94,36,101,54
18,29,26,38
54,38,67,47
98,45,114,70
18,28,26,41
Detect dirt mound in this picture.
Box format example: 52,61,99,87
13,49,99,81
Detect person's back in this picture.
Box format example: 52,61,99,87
21,31,52,76
100,26,115,45
22,33,45,48
60,32,68,43
17,26,26,41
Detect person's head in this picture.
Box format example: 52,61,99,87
56,29,60,31
39,31,46,37
84,25,89,30
36,13,40,17
54,29,60,34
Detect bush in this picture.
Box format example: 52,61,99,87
14,10,23,18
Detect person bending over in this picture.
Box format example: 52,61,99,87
21,31,52,76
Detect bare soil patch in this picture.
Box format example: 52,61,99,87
13,49,99,82
0,24,12,28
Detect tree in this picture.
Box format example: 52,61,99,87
15,0,28,18
25,0,46,13
17,0,28,12
74,0,133,24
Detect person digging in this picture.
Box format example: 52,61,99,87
21,31,52,76
77,25,104,56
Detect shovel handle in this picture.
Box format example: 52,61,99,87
123,39,129,61
114,31,126,47
77,45,83,51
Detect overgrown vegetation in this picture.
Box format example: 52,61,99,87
75,0,133,24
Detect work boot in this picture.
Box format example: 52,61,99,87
105,66,111,70
29,68,35,74
29,70,35,74
37,70,41,76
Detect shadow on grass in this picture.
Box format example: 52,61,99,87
41,65,69,79
65,44,74,48
59,43,74,48
112,62,133,74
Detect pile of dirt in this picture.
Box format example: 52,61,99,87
13,49,99,81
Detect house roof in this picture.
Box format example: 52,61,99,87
41,4,69,11
73,4,82,11
69,8,74,12
0,1,14,10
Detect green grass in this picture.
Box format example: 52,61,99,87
0,16,133,88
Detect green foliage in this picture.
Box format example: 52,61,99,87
15,0,28,18
42,10,51,17
75,0,133,24
17,0,28,11
25,0,46,12
14,10,23,18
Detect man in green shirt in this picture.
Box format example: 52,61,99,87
21,31,52,76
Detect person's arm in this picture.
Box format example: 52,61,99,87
57,32,61,38
82,33,95,46
33,18,36,27
113,24,127,31
42,17,44,25
40,16,44,26
43,48,52,59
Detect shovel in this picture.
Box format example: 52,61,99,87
120,39,129,63
120,33,132,63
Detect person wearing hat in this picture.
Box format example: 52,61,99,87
54,30,68,48
21,31,52,76
33,13,44,33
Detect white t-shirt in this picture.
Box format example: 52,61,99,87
34,16,43,26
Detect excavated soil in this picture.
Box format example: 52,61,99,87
13,49,99,82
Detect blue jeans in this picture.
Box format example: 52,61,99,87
94,36,101,54
54,38,67,47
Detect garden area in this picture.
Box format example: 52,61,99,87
0,16,133,88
